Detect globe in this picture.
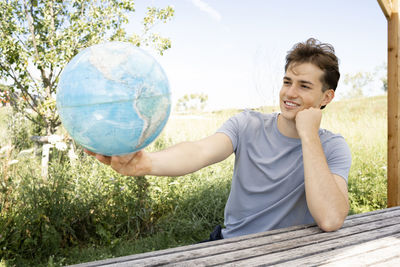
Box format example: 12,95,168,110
56,42,171,156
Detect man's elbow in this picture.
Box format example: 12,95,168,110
315,202,349,232
317,216,346,232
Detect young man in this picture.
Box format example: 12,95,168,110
85,38,352,240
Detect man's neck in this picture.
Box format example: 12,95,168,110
277,113,300,139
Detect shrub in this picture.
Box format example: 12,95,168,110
0,153,157,263
6,111,36,151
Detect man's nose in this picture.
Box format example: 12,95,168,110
286,84,298,98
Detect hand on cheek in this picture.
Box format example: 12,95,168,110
295,107,322,139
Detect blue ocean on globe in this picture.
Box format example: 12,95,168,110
56,42,171,156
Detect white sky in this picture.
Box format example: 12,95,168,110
127,0,387,110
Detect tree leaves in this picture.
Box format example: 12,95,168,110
0,0,174,135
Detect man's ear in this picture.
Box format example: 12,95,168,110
320,89,335,108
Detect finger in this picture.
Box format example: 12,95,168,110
111,155,136,173
110,152,142,175
84,148,96,156
114,151,141,164
95,154,112,165
113,155,131,165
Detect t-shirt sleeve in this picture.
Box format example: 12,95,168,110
216,111,248,152
324,135,352,183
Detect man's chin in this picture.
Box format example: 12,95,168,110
279,111,297,121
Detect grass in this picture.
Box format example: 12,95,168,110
322,96,387,214
0,95,388,266
0,106,11,147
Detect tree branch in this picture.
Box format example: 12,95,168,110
0,62,39,112
25,0,50,93
49,0,55,49
48,0,56,92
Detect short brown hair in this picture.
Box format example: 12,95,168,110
285,38,340,93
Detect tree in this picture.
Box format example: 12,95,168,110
0,84,10,105
0,0,174,135
175,93,208,113
375,63,387,92
343,72,373,99
381,76,387,92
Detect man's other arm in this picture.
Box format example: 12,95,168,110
296,108,349,232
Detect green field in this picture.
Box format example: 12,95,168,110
0,95,387,266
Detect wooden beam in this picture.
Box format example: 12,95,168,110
378,0,393,20
387,0,400,207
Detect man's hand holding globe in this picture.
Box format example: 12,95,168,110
84,149,151,176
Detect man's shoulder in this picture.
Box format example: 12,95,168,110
319,129,350,154
319,129,346,143
222,110,277,138
234,109,277,122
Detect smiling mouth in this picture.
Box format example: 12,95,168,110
284,100,300,107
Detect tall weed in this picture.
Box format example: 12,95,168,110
322,96,387,213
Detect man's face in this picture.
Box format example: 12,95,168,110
279,62,333,121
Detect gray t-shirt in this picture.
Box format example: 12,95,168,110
217,110,352,238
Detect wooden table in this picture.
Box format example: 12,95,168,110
73,206,400,266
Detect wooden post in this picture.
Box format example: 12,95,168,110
41,143,51,180
31,135,51,181
378,0,393,19
385,0,400,207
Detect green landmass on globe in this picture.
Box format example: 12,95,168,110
56,42,171,156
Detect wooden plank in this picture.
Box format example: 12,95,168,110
370,256,400,266
69,223,318,267
221,222,400,266
387,0,400,207
333,207,400,229
343,206,400,221
321,245,400,266
378,0,393,20
274,233,400,266
120,213,400,266
69,208,400,267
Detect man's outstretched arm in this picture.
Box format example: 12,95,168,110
85,132,234,177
